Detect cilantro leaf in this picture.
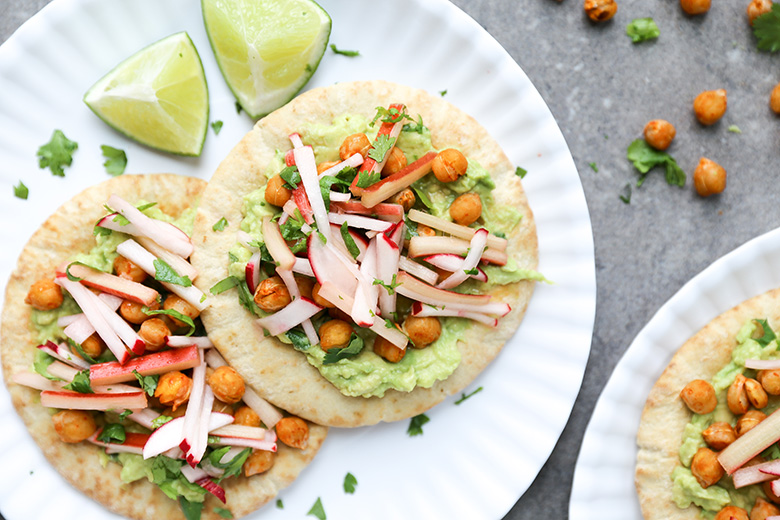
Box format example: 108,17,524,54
144,308,196,336
411,185,433,209
307,498,326,520
37,129,78,177
237,278,261,316
235,101,242,114
367,134,393,163
356,170,381,188
67,338,97,364
407,413,430,436
279,165,301,190
322,333,364,364
13,180,28,200
179,497,204,520
152,415,173,429
97,423,126,444
515,166,528,178
33,350,60,381
276,499,284,509
439,89,448,96
454,386,483,404
330,44,360,56
402,114,426,134
728,125,742,134
463,267,479,276
208,447,251,482
154,258,193,287
753,318,778,347
211,120,223,135
754,4,780,52
319,174,351,208
588,162,599,173
214,508,233,519
343,472,357,493
619,183,632,204
286,328,311,352
340,222,361,259
101,145,127,176
626,17,660,43
370,106,410,126
372,274,399,295
133,369,159,397
63,370,94,393
626,139,685,187
212,217,228,232
210,276,241,295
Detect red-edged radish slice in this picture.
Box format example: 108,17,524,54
289,132,304,149
277,268,318,340
262,217,296,271
349,104,405,195
90,345,200,385
423,254,488,282
166,336,213,349
436,229,488,290
328,212,393,233
319,152,364,177
88,431,149,455
185,385,215,467
292,257,315,278
293,145,331,242
360,152,437,208
107,195,193,258
198,477,227,503
63,293,123,344
387,221,405,247
11,371,140,393
210,436,277,452
395,272,511,316
329,190,352,202
317,282,408,349
307,233,358,295
37,341,90,370
292,186,315,225
410,301,498,327
180,361,206,464
399,256,439,285
245,251,262,294
66,263,159,306
719,408,780,474
329,223,367,262
256,297,323,336
330,200,404,222
143,412,234,460
408,209,508,251
116,239,208,312
119,407,161,430
408,235,508,266
744,359,780,370
57,314,82,328
376,234,401,318
96,213,190,248
210,424,268,440
732,459,780,488
41,390,147,410
181,465,209,483
137,237,198,281
237,230,259,251
47,360,80,382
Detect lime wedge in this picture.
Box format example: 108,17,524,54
84,32,209,157
202,0,331,118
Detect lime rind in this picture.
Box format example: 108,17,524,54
202,0,332,119
84,32,209,156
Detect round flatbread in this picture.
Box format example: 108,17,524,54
191,80,538,427
0,174,326,520
635,287,780,519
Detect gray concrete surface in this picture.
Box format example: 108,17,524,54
3,0,779,519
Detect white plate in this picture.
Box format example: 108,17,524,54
569,227,780,520
0,1,595,519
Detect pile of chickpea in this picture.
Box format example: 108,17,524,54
27,253,310,479
679,367,780,520
261,129,487,364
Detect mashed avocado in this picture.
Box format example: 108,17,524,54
229,112,538,398
673,320,780,517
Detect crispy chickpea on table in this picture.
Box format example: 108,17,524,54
584,0,617,21
52,410,96,443
771,82,780,115
643,120,676,151
25,278,63,311
694,89,727,125
680,379,718,414
680,0,711,14
748,0,773,24
693,157,727,197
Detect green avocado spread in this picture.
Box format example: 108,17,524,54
228,111,542,398
673,320,780,518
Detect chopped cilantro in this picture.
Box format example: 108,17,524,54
626,17,660,43
402,114,426,134
411,185,433,209
279,165,301,190
235,101,242,114
133,369,159,397
373,274,399,295
407,413,430,436
276,499,284,509
588,162,599,173
330,44,360,56
728,125,742,134
343,472,357,494
214,507,233,519
152,415,173,429
210,276,241,295
154,258,193,287
118,409,133,421
319,174,351,208
753,319,778,347
307,497,326,520
97,423,126,444
37,129,78,177
179,497,204,520
322,333,364,364
439,89,448,96
626,139,685,187
367,134,393,163
212,217,228,232
515,166,528,178
371,106,411,126
63,370,94,393
286,328,311,352
14,180,28,200
101,145,127,176
463,267,479,276
455,386,484,404
208,447,251,482
356,170,381,188
340,222,361,259
237,279,261,316
619,183,632,204
144,308,196,336
211,120,223,135
754,4,780,52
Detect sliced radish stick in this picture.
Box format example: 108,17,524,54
90,345,200,385
329,191,352,202
210,436,277,452
197,477,227,503
732,459,780,488
180,361,206,463
256,297,323,336
437,229,488,290
277,268,318,338
143,412,234,460
107,195,193,258
399,257,439,285
37,341,90,371
360,152,437,208
245,251,262,294
744,359,780,370
292,257,315,278
46,361,80,382
328,212,393,233
115,239,208,312
719,407,780,474
317,282,408,349
210,424,268,440
237,230,259,251
12,371,139,393
408,235,508,266
395,272,510,315
424,254,488,282
289,132,304,149
118,408,161,430
408,209,508,251
376,234,400,318
166,336,214,349
359,238,380,314
63,292,123,344
41,390,147,411
186,385,215,467
307,233,358,296
350,104,405,195
330,201,404,223
411,301,498,327
301,319,320,347
388,221,405,247
137,236,198,281
293,144,331,242
319,152,364,177
262,217,296,271
57,314,83,328
180,465,209,483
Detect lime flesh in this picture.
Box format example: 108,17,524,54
202,0,331,118
84,32,209,156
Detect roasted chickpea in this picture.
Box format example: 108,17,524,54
759,369,780,395
253,276,291,312
296,275,315,300
715,506,749,520
234,406,261,427
702,422,737,450
748,0,773,25
79,334,106,359
728,374,750,415
114,255,146,283
120,299,158,325
312,283,335,308
449,193,482,226
390,188,416,212
163,295,200,329
319,319,353,351
382,147,407,176
766,481,780,504
373,335,406,363
25,279,63,311
432,148,468,183
771,82,780,115
244,449,275,476
339,133,371,161
694,89,727,125
691,447,725,488
212,399,234,415
52,410,97,443
275,416,309,449
416,224,436,238
209,366,245,404
264,174,292,207
317,161,340,175
643,119,676,151
328,307,353,323
693,157,727,197
584,0,617,21
155,370,192,411
745,377,769,409
404,316,442,348
139,318,170,351
680,379,717,414
737,410,767,437
680,0,711,14
752,496,780,520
